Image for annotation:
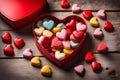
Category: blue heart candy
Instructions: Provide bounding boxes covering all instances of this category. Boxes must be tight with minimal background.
[43,20,54,30]
[70,41,79,48]
[57,23,65,28]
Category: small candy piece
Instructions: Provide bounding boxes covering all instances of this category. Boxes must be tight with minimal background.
[63,48,74,55]
[70,41,79,48]
[62,41,71,49]
[34,27,45,36]
[31,56,41,67]
[23,48,33,59]
[43,30,53,38]
[14,38,25,49]
[97,10,106,19]
[70,34,79,42]
[66,19,76,30]
[76,23,87,32]
[43,20,54,30]
[1,32,11,43]
[4,44,14,56]
[56,29,67,40]
[52,27,62,34]
[61,0,70,8]
[74,65,85,75]
[72,4,80,13]
[85,51,95,63]
[91,61,102,72]
[41,65,52,77]
[38,36,45,44]
[65,28,72,36]
[73,31,84,41]
[94,28,103,38]
[41,37,51,49]
[97,43,108,53]
[104,21,114,31]
[90,17,99,27]
[51,37,63,49]
[82,10,92,20]
[52,48,62,52]
[55,51,65,60]
[57,23,65,28]
[36,20,43,27]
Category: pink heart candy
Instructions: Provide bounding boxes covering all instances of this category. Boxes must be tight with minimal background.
[62,41,71,49]
[74,65,85,75]
[94,28,103,38]
[97,10,106,19]
[72,4,80,13]
[23,48,33,59]
[76,23,87,32]
[56,29,67,40]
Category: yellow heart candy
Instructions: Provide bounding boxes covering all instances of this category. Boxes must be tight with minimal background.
[41,65,52,77]
[30,56,41,67]
[43,30,53,38]
[34,27,45,36]
[90,17,99,27]
[63,48,74,55]
[52,27,62,34]
[52,48,62,52]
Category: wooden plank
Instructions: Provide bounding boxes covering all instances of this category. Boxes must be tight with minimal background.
[46,0,120,10]
[0,54,120,80]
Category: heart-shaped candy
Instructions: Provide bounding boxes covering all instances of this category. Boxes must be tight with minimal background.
[72,4,80,13]
[4,44,14,56]
[41,65,52,77]
[1,32,11,43]
[82,10,92,20]
[91,61,102,72]
[90,17,99,27]
[41,37,51,49]
[23,48,33,59]
[56,29,67,40]
[62,41,71,49]
[55,51,65,60]
[97,10,106,19]
[70,41,79,48]
[61,0,70,8]
[34,27,45,36]
[0,0,46,29]
[97,43,108,53]
[94,28,103,38]
[66,19,76,30]
[30,56,41,67]
[104,21,114,31]
[57,23,65,28]
[73,31,84,41]
[14,38,25,49]
[43,20,54,30]
[85,51,95,63]
[76,23,87,32]
[74,65,85,75]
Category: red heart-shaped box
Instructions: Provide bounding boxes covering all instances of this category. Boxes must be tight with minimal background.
[0,0,46,29]
[33,15,87,67]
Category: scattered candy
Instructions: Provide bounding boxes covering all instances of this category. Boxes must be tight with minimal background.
[63,48,73,55]
[43,30,53,38]
[62,41,71,49]
[56,29,67,40]
[41,65,52,77]
[70,41,79,48]
[55,51,65,60]
[34,27,45,36]
[23,48,33,59]
[57,23,65,28]
[90,17,99,27]
[30,56,41,67]
[85,51,95,63]
[61,0,70,8]
[14,38,25,49]
[76,23,87,32]
[74,65,85,75]
[97,43,108,53]
[104,21,114,31]
[43,20,54,30]
[66,19,76,30]
[91,61,102,72]
[97,10,106,19]
[52,27,62,34]
[1,32,11,43]
[94,28,103,38]
[3,44,14,56]
[72,4,80,13]
[82,10,92,20]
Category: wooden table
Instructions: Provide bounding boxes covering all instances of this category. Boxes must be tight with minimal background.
[0,0,120,80]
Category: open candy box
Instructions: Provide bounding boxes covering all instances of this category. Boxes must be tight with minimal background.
[32,14,87,67]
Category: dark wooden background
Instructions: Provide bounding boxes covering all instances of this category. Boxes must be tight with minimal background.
[0,0,120,80]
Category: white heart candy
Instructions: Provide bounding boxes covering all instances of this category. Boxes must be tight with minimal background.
[94,28,103,38]
[55,51,65,60]
[76,23,87,32]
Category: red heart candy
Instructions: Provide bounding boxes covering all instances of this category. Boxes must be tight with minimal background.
[61,0,70,8]
[14,38,25,49]
[41,37,51,49]
[85,51,95,63]
[4,44,14,56]
[73,31,84,41]
[97,43,108,53]
[104,21,114,31]
[82,10,92,20]
[66,19,76,30]
[1,32,11,43]
[0,0,46,29]
[91,61,102,72]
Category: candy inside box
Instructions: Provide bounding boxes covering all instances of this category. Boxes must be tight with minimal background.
[32,14,87,67]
